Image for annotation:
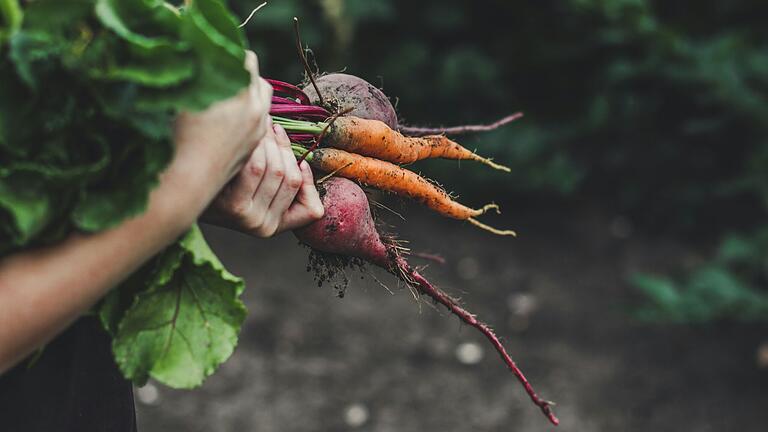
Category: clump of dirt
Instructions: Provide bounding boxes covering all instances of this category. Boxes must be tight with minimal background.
[306,248,366,298]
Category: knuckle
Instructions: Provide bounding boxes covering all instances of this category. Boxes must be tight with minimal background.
[249,161,265,178]
[254,220,278,238]
[286,174,302,190]
[266,221,280,237]
[229,200,252,217]
[245,214,265,232]
[270,168,285,179]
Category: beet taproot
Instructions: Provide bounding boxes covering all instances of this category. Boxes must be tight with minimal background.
[293,177,557,425]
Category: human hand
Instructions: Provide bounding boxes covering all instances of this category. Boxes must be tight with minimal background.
[170,51,273,194]
[202,122,325,237]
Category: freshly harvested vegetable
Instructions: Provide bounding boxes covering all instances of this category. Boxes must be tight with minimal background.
[302,72,398,129]
[305,148,515,235]
[281,68,554,422]
[325,116,511,171]
[294,177,557,425]
[294,177,386,264]
[272,77,517,235]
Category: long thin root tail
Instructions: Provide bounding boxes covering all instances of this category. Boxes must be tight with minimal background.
[468,218,517,236]
[399,261,558,426]
[472,154,511,172]
[398,112,524,136]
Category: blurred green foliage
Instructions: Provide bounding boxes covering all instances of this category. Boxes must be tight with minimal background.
[232,0,768,320]
[633,229,768,322]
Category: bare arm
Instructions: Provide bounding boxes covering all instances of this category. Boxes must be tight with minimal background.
[0,51,276,373]
[0,159,210,373]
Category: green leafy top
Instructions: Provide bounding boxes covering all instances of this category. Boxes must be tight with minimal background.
[1,0,251,387]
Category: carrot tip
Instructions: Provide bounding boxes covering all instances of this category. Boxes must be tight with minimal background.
[469,152,511,172]
[477,156,511,172]
[468,218,517,236]
[479,203,501,214]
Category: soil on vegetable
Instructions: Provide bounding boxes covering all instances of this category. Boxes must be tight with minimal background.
[306,249,365,298]
[135,201,768,432]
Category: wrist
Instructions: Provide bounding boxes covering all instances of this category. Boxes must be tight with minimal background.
[152,151,227,234]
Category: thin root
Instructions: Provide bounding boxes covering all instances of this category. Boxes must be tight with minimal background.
[316,162,353,184]
[366,270,395,295]
[400,262,557,425]
[412,252,446,265]
[399,112,524,136]
[468,218,517,236]
[293,17,323,105]
[238,2,267,28]
[474,155,511,172]
[370,199,406,221]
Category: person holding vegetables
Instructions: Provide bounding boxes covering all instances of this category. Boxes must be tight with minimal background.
[0,51,324,431]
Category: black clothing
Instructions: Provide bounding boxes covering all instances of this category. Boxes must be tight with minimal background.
[0,317,137,432]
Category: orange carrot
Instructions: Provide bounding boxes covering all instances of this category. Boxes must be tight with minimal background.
[327,116,511,172]
[308,148,515,235]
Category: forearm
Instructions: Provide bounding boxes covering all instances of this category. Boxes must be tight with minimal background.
[0,157,217,373]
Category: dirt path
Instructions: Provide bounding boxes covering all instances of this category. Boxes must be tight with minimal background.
[136,205,768,431]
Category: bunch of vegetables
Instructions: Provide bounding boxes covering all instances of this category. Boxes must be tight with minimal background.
[0,0,557,425]
[268,72,557,424]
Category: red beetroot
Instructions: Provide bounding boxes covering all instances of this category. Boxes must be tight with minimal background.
[294,177,389,267]
[294,177,559,425]
[302,73,398,129]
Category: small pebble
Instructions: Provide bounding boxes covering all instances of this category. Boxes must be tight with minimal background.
[136,383,160,406]
[756,342,768,368]
[457,257,480,280]
[507,293,537,316]
[455,342,484,365]
[344,403,369,428]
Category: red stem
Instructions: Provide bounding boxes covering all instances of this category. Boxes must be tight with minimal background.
[398,113,524,136]
[395,257,559,426]
[288,133,316,143]
[272,96,301,105]
[266,79,311,105]
[270,104,331,121]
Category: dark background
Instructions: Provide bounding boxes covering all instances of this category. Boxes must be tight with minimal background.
[139,0,768,430]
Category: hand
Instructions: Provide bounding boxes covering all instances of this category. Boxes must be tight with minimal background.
[202,123,325,237]
[169,51,273,197]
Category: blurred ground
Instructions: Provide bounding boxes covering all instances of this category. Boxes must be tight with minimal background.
[136,202,768,432]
